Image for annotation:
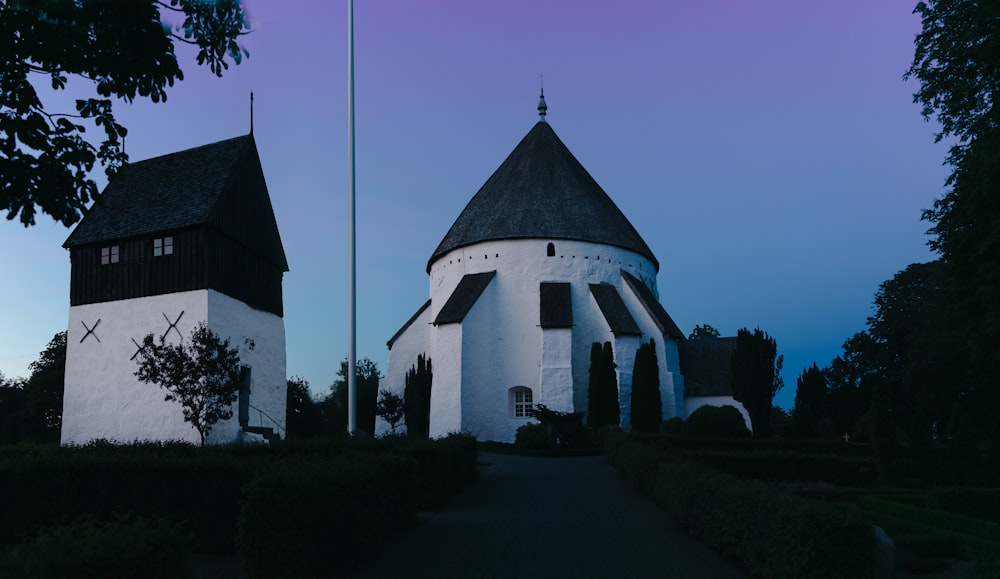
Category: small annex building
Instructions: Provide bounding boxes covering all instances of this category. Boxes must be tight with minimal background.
[60,134,288,445]
[380,97,748,442]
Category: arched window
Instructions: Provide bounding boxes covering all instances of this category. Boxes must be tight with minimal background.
[509,387,533,418]
[546,243,555,257]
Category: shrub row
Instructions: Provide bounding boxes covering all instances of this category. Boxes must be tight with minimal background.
[605,432,876,578]
[0,453,254,553]
[0,434,480,559]
[682,449,878,487]
[859,496,1000,541]
[645,433,874,457]
[237,454,419,578]
[928,488,1000,524]
[1,513,195,579]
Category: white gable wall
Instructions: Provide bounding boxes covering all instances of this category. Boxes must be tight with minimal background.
[378,305,432,436]
[619,281,683,422]
[62,289,286,445]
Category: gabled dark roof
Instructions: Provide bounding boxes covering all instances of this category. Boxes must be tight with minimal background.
[679,337,737,397]
[540,282,573,328]
[63,134,288,272]
[387,300,431,350]
[428,121,657,272]
[589,283,641,336]
[621,271,685,341]
[434,271,496,325]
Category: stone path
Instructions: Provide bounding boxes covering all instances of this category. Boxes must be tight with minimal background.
[351,452,747,579]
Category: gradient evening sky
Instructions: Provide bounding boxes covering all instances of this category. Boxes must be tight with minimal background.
[0,0,946,409]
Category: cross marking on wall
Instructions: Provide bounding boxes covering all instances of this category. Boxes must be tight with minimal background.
[130,337,145,361]
[161,311,185,341]
[80,319,101,343]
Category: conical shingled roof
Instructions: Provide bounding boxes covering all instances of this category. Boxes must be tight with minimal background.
[428,121,658,272]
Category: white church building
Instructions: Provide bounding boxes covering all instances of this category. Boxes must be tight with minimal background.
[381,96,748,442]
[60,134,288,445]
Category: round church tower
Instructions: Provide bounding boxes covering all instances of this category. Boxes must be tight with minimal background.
[383,97,687,442]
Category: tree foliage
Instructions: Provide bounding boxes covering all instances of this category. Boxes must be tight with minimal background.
[0,332,65,444]
[285,376,323,440]
[908,0,1000,475]
[586,341,619,429]
[134,322,242,445]
[688,324,721,340]
[0,0,250,226]
[731,328,782,438]
[328,357,380,436]
[375,389,405,434]
[791,363,826,439]
[630,339,662,433]
[403,354,432,438]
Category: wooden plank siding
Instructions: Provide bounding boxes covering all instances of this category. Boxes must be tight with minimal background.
[69,226,283,317]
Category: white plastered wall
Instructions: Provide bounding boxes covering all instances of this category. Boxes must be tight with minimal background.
[684,396,753,433]
[62,289,286,445]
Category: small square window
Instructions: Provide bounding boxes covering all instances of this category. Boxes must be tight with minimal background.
[153,236,174,257]
[101,246,119,265]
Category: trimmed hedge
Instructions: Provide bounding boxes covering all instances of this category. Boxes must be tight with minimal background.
[0,453,254,553]
[859,495,1000,541]
[0,434,480,559]
[605,432,876,578]
[684,449,878,487]
[928,488,1000,524]
[1,513,195,579]
[644,433,874,457]
[237,455,419,578]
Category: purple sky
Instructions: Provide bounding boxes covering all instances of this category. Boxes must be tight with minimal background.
[0,0,946,409]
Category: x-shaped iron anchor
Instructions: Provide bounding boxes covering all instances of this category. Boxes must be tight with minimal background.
[161,311,185,341]
[80,319,101,343]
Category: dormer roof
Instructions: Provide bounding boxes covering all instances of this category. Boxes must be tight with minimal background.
[428,120,657,273]
[63,134,288,272]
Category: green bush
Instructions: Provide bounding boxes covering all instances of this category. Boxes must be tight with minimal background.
[659,417,683,435]
[859,496,1000,541]
[683,405,751,438]
[605,432,876,578]
[686,450,878,486]
[1,513,194,579]
[515,422,551,449]
[0,453,254,553]
[237,455,419,579]
[928,488,1000,524]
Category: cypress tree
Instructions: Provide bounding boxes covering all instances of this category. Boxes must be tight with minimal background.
[404,354,432,438]
[731,328,782,438]
[587,342,619,429]
[630,339,662,433]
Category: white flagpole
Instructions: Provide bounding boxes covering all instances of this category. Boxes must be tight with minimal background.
[347,0,357,435]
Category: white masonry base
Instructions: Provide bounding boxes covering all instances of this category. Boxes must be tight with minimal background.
[62,289,286,445]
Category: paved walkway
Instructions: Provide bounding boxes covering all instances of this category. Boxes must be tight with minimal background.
[351,452,747,579]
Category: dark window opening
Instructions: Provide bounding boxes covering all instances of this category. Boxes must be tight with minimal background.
[546,243,555,257]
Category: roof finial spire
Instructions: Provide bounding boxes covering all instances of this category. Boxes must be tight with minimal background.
[537,74,547,121]
[250,91,254,134]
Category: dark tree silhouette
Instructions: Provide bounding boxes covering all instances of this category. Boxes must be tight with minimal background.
[328,358,381,436]
[791,363,826,439]
[286,376,323,440]
[376,389,405,434]
[134,323,242,445]
[908,0,1000,475]
[0,0,250,226]
[404,354,432,438]
[630,340,662,433]
[688,324,721,340]
[731,328,783,438]
[586,342,619,430]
